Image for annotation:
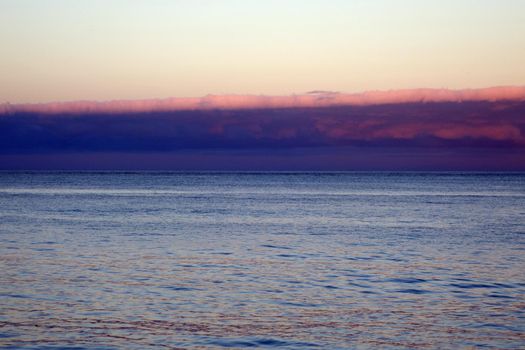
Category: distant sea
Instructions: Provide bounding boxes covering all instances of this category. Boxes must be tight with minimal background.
[1,172,524,349]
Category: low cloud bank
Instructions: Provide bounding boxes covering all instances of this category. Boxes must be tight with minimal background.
[1,86,525,115]
[1,87,524,170]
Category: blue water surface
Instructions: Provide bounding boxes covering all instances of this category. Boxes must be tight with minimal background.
[0,172,524,349]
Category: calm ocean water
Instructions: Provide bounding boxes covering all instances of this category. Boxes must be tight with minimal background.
[0,172,524,349]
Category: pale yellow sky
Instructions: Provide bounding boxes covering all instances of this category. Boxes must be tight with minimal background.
[1,0,524,103]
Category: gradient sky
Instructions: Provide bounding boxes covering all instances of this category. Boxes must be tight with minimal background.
[1,0,525,103]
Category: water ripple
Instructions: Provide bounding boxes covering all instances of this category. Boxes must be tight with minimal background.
[1,172,524,349]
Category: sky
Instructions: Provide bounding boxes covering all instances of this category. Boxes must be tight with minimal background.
[1,0,524,103]
[1,1,524,170]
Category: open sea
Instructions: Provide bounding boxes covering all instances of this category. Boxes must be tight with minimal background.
[0,172,524,349]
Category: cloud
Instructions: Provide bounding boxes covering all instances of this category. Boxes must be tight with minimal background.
[1,86,525,115]
[1,87,524,170]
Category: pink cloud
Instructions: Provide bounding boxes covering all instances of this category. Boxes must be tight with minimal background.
[433,124,522,141]
[1,86,525,115]
[314,120,525,145]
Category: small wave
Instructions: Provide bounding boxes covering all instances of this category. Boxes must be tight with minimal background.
[0,187,523,198]
[386,277,427,284]
[450,283,498,289]
[261,244,292,250]
[161,286,201,292]
[203,336,319,348]
[395,288,432,295]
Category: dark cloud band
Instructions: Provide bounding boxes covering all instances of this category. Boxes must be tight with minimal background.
[1,88,524,170]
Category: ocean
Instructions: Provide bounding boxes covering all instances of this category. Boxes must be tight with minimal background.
[0,172,524,349]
